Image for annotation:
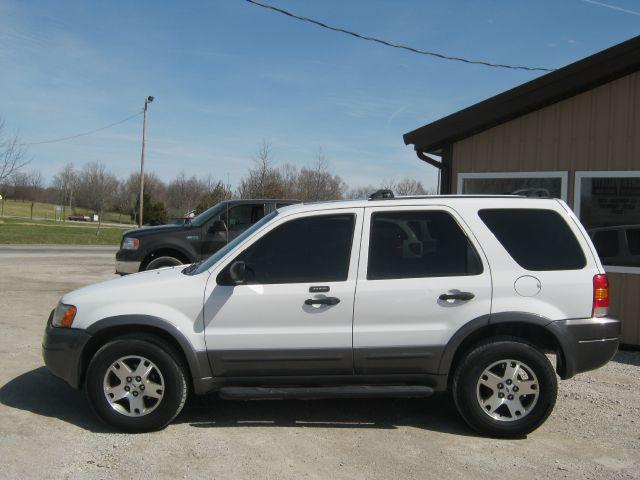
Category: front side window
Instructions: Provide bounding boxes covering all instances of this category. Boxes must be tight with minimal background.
[222,204,265,231]
[367,211,483,280]
[234,214,355,284]
[479,209,586,271]
[576,173,640,270]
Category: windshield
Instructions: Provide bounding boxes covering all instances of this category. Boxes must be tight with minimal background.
[188,210,278,275]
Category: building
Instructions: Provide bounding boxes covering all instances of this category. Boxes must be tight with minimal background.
[403,35,640,347]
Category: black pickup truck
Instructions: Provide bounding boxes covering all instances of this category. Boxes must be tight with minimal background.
[115,199,298,274]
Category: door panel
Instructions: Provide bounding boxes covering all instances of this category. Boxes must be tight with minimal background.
[203,208,363,376]
[353,206,492,374]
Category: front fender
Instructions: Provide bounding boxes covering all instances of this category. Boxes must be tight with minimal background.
[85,315,212,380]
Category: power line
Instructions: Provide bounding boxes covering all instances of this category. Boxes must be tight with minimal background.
[20,110,143,146]
[244,0,554,73]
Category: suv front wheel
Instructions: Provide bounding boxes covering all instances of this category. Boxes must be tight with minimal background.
[85,335,188,432]
[452,338,557,438]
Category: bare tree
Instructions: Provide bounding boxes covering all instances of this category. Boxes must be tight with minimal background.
[237,141,285,199]
[125,172,167,221]
[7,169,40,202]
[385,177,429,196]
[113,179,131,224]
[296,149,345,201]
[167,171,207,216]
[345,184,378,199]
[0,118,29,185]
[345,178,430,199]
[255,141,273,198]
[194,176,233,215]
[52,163,78,219]
[279,163,299,198]
[78,162,118,232]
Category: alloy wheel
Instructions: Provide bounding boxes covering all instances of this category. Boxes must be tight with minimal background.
[102,355,165,417]
[476,359,539,422]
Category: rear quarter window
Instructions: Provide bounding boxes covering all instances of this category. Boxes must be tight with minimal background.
[478,208,586,271]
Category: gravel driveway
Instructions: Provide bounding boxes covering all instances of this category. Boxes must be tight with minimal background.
[0,245,638,479]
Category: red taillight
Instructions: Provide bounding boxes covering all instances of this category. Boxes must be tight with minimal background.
[592,274,609,318]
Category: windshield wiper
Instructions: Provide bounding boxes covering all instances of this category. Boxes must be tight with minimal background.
[182,260,202,275]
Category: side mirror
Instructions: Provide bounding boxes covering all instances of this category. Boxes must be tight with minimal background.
[210,219,227,233]
[228,260,247,284]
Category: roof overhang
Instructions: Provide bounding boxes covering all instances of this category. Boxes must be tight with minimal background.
[403,35,640,153]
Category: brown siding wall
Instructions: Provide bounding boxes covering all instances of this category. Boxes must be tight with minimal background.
[608,273,640,346]
[451,70,640,345]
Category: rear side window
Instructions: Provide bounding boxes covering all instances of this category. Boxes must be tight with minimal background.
[367,210,483,280]
[479,209,586,271]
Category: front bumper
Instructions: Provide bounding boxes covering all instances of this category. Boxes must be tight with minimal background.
[547,317,620,379]
[42,311,91,389]
[115,259,141,274]
[115,249,142,274]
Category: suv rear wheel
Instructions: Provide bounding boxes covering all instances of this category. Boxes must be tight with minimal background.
[452,338,557,438]
[85,335,188,432]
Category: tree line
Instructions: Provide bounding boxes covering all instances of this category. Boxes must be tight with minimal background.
[1,128,431,225]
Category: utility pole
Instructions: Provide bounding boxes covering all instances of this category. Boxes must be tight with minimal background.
[138,96,154,227]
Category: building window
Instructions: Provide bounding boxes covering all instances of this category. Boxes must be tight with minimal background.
[574,171,640,274]
[457,172,568,201]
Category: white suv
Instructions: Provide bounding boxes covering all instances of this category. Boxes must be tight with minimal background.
[42,195,620,437]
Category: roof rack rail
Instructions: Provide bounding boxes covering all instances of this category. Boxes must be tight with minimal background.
[368,189,394,200]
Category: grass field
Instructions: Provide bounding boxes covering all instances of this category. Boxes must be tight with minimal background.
[0,217,127,245]
[0,200,134,224]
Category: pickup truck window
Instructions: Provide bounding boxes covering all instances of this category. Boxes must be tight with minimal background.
[189,211,278,275]
[221,204,265,231]
[190,203,223,227]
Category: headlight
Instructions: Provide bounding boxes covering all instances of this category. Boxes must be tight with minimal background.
[122,237,139,250]
[52,303,77,328]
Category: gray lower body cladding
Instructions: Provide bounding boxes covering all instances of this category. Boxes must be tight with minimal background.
[42,312,91,389]
[547,317,620,379]
[42,310,621,395]
[207,346,443,377]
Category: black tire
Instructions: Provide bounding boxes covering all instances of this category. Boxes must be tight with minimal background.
[85,335,188,432]
[452,337,557,438]
[145,256,183,271]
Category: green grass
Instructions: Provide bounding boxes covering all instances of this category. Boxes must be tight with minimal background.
[0,200,134,224]
[0,217,128,245]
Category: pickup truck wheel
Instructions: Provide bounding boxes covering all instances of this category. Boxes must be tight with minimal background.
[85,336,188,432]
[452,338,557,438]
[145,256,183,271]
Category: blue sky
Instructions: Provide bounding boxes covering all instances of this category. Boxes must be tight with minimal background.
[1,0,638,191]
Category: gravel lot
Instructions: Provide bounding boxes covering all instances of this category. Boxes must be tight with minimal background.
[0,245,638,479]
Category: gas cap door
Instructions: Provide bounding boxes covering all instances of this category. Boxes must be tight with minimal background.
[514,275,541,297]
